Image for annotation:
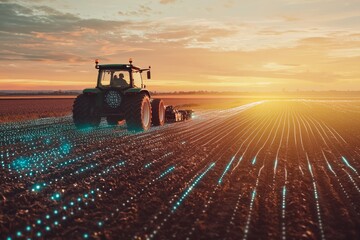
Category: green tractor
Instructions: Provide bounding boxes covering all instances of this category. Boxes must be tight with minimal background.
[72,59,165,131]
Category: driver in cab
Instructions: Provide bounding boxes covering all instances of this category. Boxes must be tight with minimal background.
[111,73,129,88]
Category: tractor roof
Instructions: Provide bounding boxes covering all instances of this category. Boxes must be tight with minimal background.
[97,64,141,71]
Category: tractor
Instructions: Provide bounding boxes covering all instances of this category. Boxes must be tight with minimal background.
[72,59,165,131]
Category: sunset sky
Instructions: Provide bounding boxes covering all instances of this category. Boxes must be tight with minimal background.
[0,0,359,92]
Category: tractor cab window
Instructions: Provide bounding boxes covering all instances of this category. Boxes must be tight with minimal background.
[132,71,142,88]
[99,70,130,88]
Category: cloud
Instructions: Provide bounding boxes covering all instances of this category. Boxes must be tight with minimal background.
[0,1,359,91]
[0,2,136,62]
[145,26,237,45]
[0,2,241,62]
[280,15,300,22]
[0,3,131,34]
[281,0,334,4]
[328,48,360,58]
[118,5,158,16]
[223,0,235,8]
[159,0,177,4]
[263,62,298,71]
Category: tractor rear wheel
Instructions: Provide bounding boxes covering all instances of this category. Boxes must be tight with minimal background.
[125,93,152,131]
[151,99,165,126]
[106,116,123,126]
[73,94,100,128]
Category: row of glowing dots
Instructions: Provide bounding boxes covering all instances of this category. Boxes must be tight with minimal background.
[7,143,72,176]
[140,162,215,240]
[29,160,126,196]
[7,188,102,240]
[9,160,127,239]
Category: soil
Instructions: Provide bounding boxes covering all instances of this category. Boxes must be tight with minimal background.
[0,98,359,239]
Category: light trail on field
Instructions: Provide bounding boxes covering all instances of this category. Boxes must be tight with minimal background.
[273,111,287,180]
[172,162,216,212]
[218,155,236,185]
[281,168,288,240]
[242,165,264,240]
[322,150,359,213]
[137,102,271,239]
[183,104,277,238]
[306,154,326,240]
[341,156,358,174]
[1,99,360,240]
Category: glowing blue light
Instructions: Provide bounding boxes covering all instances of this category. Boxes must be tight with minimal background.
[218,156,236,185]
[54,210,58,215]
[54,221,59,225]
[36,232,42,237]
[308,161,313,177]
[31,182,46,192]
[51,192,61,201]
[341,156,357,173]
[173,163,215,212]
[243,188,257,240]
[46,226,51,231]
[252,189,256,199]
[11,157,30,171]
[326,160,335,174]
[83,233,89,239]
[36,219,42,225]
[281,185,287,239]
[251,156,257,165]
[283,186,286,196]
[97,221,103,227]
[60,143,71,154]
[274,158,278,174]
[16,231,22,237]
[157,166,176,180]
[26,226,31,231]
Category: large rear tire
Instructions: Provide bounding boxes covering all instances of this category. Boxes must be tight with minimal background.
[151,99,165,126]
[73,94,100,129]
[125,93,152,132]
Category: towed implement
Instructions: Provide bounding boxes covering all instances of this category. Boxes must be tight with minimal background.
[165,106,194,122]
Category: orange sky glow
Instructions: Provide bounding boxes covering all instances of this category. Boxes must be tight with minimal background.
[0,0,359,92]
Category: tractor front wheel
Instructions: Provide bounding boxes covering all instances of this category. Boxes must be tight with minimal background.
[151,99,165,126]
[125,93,152,131]
[73,94,100,129]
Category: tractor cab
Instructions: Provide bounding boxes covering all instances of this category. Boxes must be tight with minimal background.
[95,59,151,90]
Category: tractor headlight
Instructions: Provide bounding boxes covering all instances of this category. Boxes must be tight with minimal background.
[105,90,122,108]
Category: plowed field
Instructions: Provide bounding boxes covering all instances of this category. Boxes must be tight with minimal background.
[1,99,359,239]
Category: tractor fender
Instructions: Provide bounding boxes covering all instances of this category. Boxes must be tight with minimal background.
[83,88,101,95]
[124,88,150,98]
